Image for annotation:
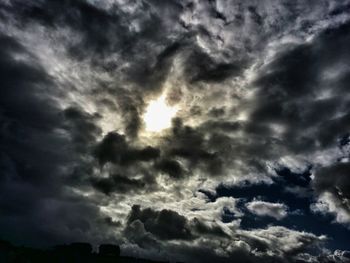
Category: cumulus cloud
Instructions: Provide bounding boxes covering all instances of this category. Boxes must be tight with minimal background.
[122,205,327,263]
[239,226,327,258]
[311,192,350,227]
[246,200,288,220]
[126,205,193,241]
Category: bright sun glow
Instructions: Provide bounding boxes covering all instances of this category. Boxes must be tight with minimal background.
[143,94,178,132]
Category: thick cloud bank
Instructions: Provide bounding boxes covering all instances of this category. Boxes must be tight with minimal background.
[1,0,350,262]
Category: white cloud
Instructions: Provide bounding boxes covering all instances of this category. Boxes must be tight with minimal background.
[239,226,327,257]
[246,200,288,220]
[310,192,350,227]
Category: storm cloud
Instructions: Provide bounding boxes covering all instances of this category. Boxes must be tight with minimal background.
[1,0,350,262]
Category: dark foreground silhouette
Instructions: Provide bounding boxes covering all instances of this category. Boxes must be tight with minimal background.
[0,240,178,263]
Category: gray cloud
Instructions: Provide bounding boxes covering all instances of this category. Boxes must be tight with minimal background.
[126,205,193,241]
[311,162,350,226]
[1,0,350,262]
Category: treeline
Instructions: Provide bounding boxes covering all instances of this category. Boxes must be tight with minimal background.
[0,239,178,263]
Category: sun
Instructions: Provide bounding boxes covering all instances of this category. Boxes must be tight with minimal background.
[143,94,178,132]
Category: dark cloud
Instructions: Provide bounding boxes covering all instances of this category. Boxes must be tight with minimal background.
[200,120,241,133]
[0,32,64,195]
[91,174,146,195]
[155,159,184,179]
[184,49,245,83]
[1,0,350,262]
[103,217,122,228]
[247,6,263,25]
[0,25,118,248]
[191,218,229,238]
[13,0,127,57]
[253,44,317,99]
[94,132,160,166]
[207,107,226,118]
[313,162,350,222]
[244,22,350,228]
[126,205,193,241]
[249,20,350,152]
[0,34,60,131]
[161,119,224,176]
[124,40,183,91]
[317,249,350,263]
[63,107,102,151]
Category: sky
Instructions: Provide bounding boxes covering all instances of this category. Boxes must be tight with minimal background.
[0,0,350,262]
